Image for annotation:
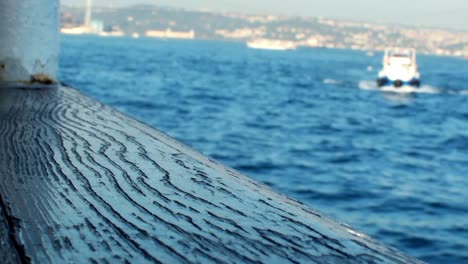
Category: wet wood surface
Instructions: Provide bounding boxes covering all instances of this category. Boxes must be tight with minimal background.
[0,205,20,264]
[0,86,423,263]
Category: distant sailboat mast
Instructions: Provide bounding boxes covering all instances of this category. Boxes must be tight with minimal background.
[84,0,92,28]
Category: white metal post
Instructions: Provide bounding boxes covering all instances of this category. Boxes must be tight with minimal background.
[0,0,60,87]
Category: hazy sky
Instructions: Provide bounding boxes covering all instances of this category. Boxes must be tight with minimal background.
[61,0,468,30]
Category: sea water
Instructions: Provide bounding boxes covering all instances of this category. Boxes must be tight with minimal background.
[60,35,468,263]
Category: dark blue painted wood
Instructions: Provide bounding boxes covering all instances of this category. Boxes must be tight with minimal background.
[0,85,424,263]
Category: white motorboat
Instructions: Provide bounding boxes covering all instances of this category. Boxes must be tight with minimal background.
[247,39,297,51]
[377,48,420,88]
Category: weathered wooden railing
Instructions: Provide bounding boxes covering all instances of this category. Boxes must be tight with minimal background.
[0,85,423,263]
[0,0,423,263]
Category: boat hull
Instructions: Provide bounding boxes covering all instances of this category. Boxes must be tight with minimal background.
[377,77,420,88]
[246,39,297,51]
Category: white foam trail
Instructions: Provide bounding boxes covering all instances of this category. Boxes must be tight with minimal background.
[358,80,378,90]
[380,86,438,94]
[323,78,340,85]
[447,89,468,95]
[413,85,440,94]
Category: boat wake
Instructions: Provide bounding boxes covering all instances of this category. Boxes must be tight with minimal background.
[323,78,341,85]
[358,80,439,94]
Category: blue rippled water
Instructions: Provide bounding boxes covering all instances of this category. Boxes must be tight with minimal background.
[60,35,468,263]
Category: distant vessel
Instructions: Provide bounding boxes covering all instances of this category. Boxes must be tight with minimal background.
[377,48,420,88]
[247,39,297,51]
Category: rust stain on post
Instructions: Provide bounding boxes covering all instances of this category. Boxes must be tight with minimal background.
[0,0,59,86]
[30,73,56,85]
[0,64,5,80]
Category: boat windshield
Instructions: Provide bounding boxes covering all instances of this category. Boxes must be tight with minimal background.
[389,57,412,65]
[392,53,410,58]
[384,48,416,66]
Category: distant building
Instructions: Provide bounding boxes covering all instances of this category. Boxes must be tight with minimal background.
[61,0,93,35]
[61,0,125,37]
[304,37,320,47]
[145,29,195,39]
[90,20,104,34]
[215,27,265,39]
[61,26,90,35]
[61,20,103,35]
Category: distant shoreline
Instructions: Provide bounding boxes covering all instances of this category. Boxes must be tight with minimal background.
[60,4,468,58]
[60,34,467,58]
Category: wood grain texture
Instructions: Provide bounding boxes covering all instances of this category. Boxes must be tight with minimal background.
[0,204,20,264]
[0,86,423,263]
